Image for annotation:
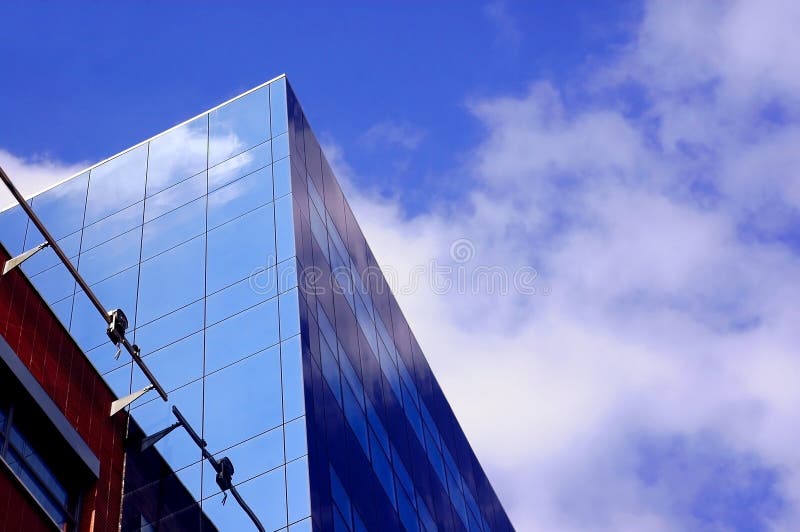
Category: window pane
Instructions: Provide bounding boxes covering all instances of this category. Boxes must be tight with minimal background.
[284,416,307,462]
[208,142,271,192]
[29,262,75,304]
[273,156,291,199]
[272,132,289,161]
[31,172,88,239]
[134,299,204,349]
[138,236,205,324]
[205,297,279,373]
[0,204,28,255]
[203,345,283,452]
[147,116,208,196]
[269,78,288,137]
[133,332,203,392]
[207,166,272,230]
[78,226,141,284]
[81,201,143,250]
[207,204,275,293]
[85,144,148,225]
[279,288,300,341]
[286,456,310,523]
[275,194,295,263]
[141,196,205,260]
[281,335,304,421]
[209,87,270,167]
[144,172,206,222]
[206,272,275,327]
[19,231,78,278]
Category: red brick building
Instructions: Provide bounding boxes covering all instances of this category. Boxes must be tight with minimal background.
[0,242,127,531]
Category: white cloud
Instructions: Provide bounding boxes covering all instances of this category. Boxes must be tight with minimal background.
[360,120,427,151]
[335,1,800,530]
[484,0,522,46]
[0,149,87,211]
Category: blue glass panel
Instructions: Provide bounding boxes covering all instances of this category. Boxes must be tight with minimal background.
[269,78,288,137]
[85,144,148,225]
[81,201,143,250]
[29,263,75,304]
[369,430,396,507]
[30,173,88,239]
[286,456,310,523]
[279,288,300,340]
[281,335,305,421]
[333,506,349,532]
[273,156,291,199]
[397,484,420,532]
[276,257,298,293]
[379,341,402,403]
[137,235,205,324]
[141,196,205,260]
[144,172,206,222]
[175,461,202,504]
[289,517,312,532]
[392,446,415,503]
[203,345,283,452]
[425,430,446,488]
[307,178,325,223]
[342,381,368,455]
[284,416,307,462]
[134,299,204,349]
[204,297,279,373]
[339,348,365,410]
[206,271,275,326]
[132,332,203,392]
[208,167,272,229]
[201,425,284,498]
[417,496,437,532]
[330,466,353,528]
[317,305,338,357]
[0,204,28,255]
[78,227,141,284]
[403,388,424,445]
[320,339,341,404]
[21,231,80,277]
[275,194,296,263]
[209,87,270,167]
[50,296,73,329]
[398,359,420,409]
[203,465,286,532]
[131,380,203,470]
[366,397,389,456]
[354,509,369,532]
[272,133,289,161]
[103,362,132,398]
[208,142,271,192]
[207,203,275,293]
[147,116,208,196]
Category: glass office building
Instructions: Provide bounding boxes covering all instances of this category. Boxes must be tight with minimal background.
[0,74,513,531]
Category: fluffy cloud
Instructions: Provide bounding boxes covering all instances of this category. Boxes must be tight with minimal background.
[0,149,87,211]
[334,1,800,530]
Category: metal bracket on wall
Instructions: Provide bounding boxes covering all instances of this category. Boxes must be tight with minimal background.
[140,406,267,532]
[2,241,49,275]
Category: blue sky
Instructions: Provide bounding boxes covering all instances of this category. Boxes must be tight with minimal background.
[1,1,635,213]
[3,1,800,531]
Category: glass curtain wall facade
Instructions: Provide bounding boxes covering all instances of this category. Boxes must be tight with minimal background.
[0,74,513,532]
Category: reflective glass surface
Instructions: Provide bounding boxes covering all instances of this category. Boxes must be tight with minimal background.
[0,75,512,532]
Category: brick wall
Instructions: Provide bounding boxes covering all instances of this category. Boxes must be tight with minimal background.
[0,244,128,532]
